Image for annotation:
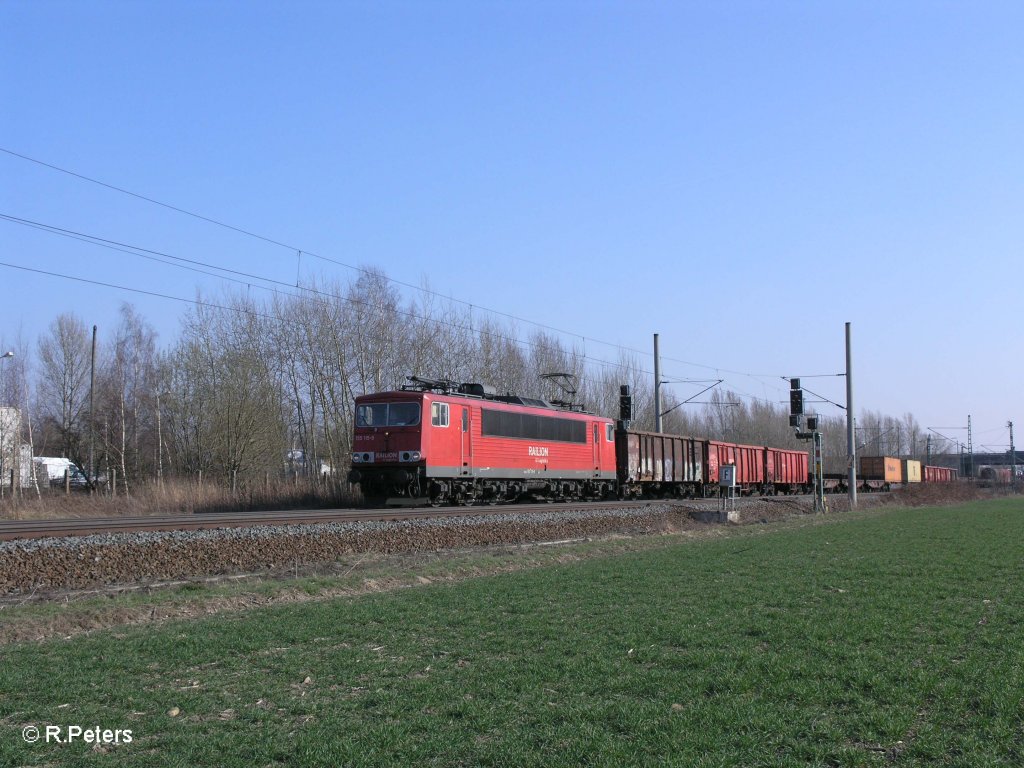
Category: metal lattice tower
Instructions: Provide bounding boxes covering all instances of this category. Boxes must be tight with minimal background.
[967,415,973,479]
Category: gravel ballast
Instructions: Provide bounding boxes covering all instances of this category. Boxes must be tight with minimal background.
[0,504,727,595]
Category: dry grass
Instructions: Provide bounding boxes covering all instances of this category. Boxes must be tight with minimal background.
[874,481,1008,508]
[0,477,360,520]
[2,478,1009,520]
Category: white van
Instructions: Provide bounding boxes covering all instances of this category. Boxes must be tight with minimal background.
[34,457,91,487]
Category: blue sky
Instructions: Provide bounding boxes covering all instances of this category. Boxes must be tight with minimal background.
[1,1,1021,448]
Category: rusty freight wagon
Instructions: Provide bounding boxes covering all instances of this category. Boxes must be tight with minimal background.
[765,447,810,495]
[923,465,958,483]
[615,429,704,498]
[707,441,766,495]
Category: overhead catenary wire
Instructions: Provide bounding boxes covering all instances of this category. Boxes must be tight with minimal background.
[1,146,796,385]
[1,147,641,359]
[0,210,804,410]
[3,151,1002,431]
[0,260,279,322]
[781,376,847,411]
[0,253,635,380]
[1,256,666,399]
[0,252,710,396]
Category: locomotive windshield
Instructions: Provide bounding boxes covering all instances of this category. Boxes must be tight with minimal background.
[356,402,421,427]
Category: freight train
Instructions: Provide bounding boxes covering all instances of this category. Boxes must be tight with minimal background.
[823,458,958,493]
[346,378,958,506]
[347,378,811,505]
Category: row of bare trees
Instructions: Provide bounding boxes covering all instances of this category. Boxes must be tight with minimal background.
[0,268,956,494]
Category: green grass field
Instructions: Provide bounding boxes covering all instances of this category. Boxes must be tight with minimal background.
[2,499,1022,767]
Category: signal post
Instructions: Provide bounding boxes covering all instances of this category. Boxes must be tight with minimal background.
[790,378,826,513]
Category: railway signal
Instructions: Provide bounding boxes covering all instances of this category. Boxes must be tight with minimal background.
[789,377,823,513]
[789,378,804,416]
[619,385,632,423]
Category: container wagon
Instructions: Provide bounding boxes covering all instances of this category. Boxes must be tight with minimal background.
[902,459,922,484]
[860,456,902,491]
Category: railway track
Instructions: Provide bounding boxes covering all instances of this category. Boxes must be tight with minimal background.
[0,500,668,542]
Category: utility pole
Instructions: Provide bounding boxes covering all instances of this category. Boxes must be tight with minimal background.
[1010,421,1016,485]
[157,391,164,487]
[846,322,857,508]
[89,325,97,494]
[653,333,662,434]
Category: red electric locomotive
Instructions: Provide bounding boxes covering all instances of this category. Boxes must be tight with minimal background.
[348,377,617,505]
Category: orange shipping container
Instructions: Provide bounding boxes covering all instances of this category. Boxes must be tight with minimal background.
[860,456,902,483]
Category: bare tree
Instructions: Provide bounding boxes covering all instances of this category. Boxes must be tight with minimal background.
[346,268,404,395]
[473,318,530,396]
[95,304,158,492]
[36,314,90,461]
[165,296,286,481]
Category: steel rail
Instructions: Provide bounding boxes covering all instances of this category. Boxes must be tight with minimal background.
[0,500,665,542]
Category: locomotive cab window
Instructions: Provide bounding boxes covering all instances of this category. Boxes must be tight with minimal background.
[606,424,614,442]
[388,403,420,426]
[431,402,449,427]
[356,402,421,428]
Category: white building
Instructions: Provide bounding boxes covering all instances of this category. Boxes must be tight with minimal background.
[0,407,20,488]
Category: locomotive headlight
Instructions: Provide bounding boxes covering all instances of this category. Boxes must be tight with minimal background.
[410,451,422,461]
[352,454,361,463]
